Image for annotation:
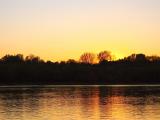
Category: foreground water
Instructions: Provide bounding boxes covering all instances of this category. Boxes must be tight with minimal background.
[0,85,160,120]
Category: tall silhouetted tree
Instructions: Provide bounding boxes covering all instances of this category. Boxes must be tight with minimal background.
[80,53,95,64]
[97,51,112,62]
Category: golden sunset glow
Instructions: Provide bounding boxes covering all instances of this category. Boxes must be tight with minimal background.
[1,0,160,61]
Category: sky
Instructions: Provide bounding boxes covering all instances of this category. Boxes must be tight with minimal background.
[0,0,160,61]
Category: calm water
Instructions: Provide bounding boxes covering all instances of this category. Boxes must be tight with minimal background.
[0,85,160,120]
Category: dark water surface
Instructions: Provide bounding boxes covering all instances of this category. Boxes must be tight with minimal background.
[0,85,160,120]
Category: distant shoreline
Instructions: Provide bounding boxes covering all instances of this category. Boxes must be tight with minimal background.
[0,53,160,85]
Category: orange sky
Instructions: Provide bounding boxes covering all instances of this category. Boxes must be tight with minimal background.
[0,0,160,61]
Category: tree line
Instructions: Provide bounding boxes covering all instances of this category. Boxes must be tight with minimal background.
[0,51,160,85]
[1,51,160,64]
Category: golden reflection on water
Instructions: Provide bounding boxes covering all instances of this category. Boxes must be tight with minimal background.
[0,86,159,120]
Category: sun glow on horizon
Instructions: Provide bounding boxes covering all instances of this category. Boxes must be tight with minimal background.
[0,0,160,61]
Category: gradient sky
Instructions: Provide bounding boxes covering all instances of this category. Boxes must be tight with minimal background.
[0,0,160,61]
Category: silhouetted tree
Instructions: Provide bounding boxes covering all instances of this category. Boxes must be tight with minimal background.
[80,53,95,64]
[147,55,160,62]
[135,54,146,62]
[97,51,112,62]
[25,54,43,63]
[67,59,77,64]
[46,60,53,64]
[126,54,136,62]
[125,54,146,62]
[60,61,66,64]
[1,54,24,63]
